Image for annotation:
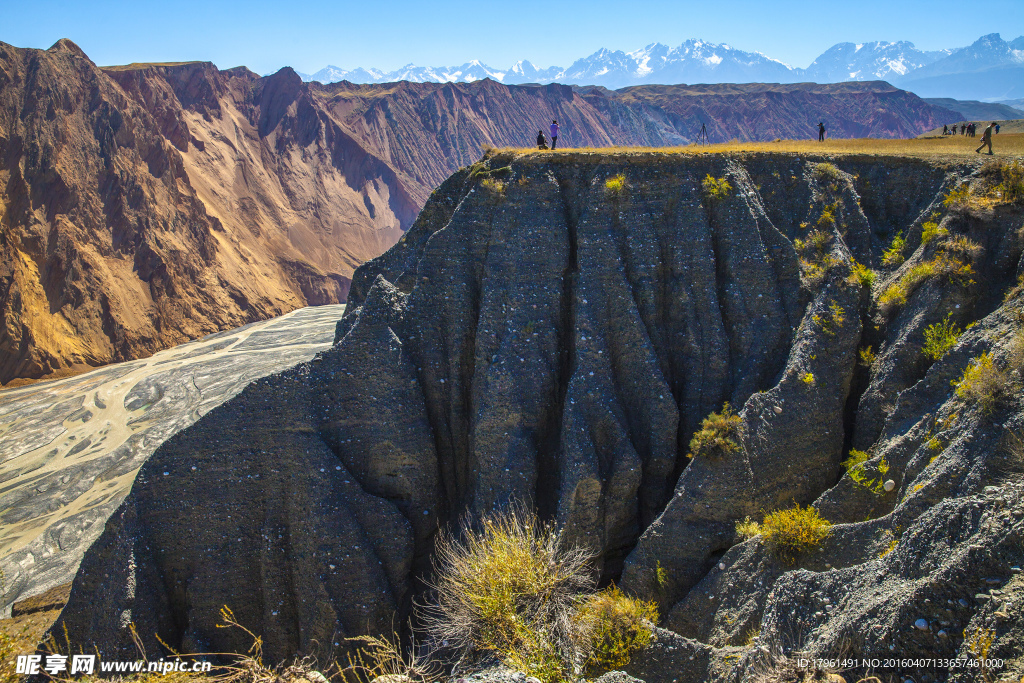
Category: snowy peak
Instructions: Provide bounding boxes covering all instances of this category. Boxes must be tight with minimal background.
[290,33,1024,101]
[803,41,949,82]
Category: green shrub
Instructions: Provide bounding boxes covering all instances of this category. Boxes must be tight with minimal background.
[687,402,743,458]
[425,507,593,683]
[605,174,627,197]
[702,174,732,202]
[654,561,668,589]
[849,261,875,288]
[816,202,839,228]
[575,586,657,675]
[848,455,890,494]
[952,352,1012,413]
[842,448,891,495]
[922,315,962,361]
[735,516,761,540]
[943,183,973,209]
[841,448,870,471]
[920,219,947,246]
[881,231,907,267]
[761,505,832,562]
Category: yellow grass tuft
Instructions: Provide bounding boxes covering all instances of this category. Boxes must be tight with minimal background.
[425,507,593,683]
[761,505,832,562]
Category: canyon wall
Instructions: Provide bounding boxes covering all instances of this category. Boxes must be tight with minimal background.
[51,151,1024,680]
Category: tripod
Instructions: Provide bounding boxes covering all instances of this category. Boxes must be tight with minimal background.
[695,122,709,146]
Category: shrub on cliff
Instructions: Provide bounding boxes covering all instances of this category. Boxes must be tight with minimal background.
[922,315,962,361]
[425,507,593,682]
[574,585,657,675]
[604,174,627,198]
[811,162,842,187]
[952,352,1012,413]
[881,230,906,267]
[761,505,832,562]
[687,402,743,458]
[702,174,732,201]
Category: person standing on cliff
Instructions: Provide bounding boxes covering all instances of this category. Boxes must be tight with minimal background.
[818,122,826,141]
[537,130,548,149]
[550,120,559,149]
[976,122,995,154]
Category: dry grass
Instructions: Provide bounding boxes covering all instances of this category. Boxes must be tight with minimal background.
[953,351,1013,413]
[878,247,976,314]
[491,134,1024,159]
[424,507,594,683]
[343,631,440,683]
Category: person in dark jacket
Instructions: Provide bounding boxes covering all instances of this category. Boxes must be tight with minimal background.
[818,122,826,141]
[976,122,995,154]
[537,130,548,149]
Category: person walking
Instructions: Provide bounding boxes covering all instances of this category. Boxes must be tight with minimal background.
[550,120,560,149]
[976,122,995,154]
[818,122,826,141]
[960,123,966,135]
[537,130,548,150]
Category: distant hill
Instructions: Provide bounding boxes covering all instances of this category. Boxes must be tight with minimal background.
[923,97,1024,121]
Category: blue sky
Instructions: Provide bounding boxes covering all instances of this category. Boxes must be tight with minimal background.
[3,0,1023,75]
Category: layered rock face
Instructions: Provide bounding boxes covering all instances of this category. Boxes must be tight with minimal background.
[52,152,1024,681]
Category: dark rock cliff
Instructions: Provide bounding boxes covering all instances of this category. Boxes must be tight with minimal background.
[51,151,1024,682]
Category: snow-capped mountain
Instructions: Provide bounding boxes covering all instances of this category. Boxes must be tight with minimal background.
[903,33,1024,80]
[507,60,562,83]
[895,33,1024,100]
[801,41,950,82]
[293,34,1024,101]
[555,41,794,89]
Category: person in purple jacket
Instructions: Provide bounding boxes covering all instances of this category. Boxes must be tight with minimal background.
[550,120,559,149]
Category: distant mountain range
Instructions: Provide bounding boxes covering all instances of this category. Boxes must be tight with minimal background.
[293,33,1024,103]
